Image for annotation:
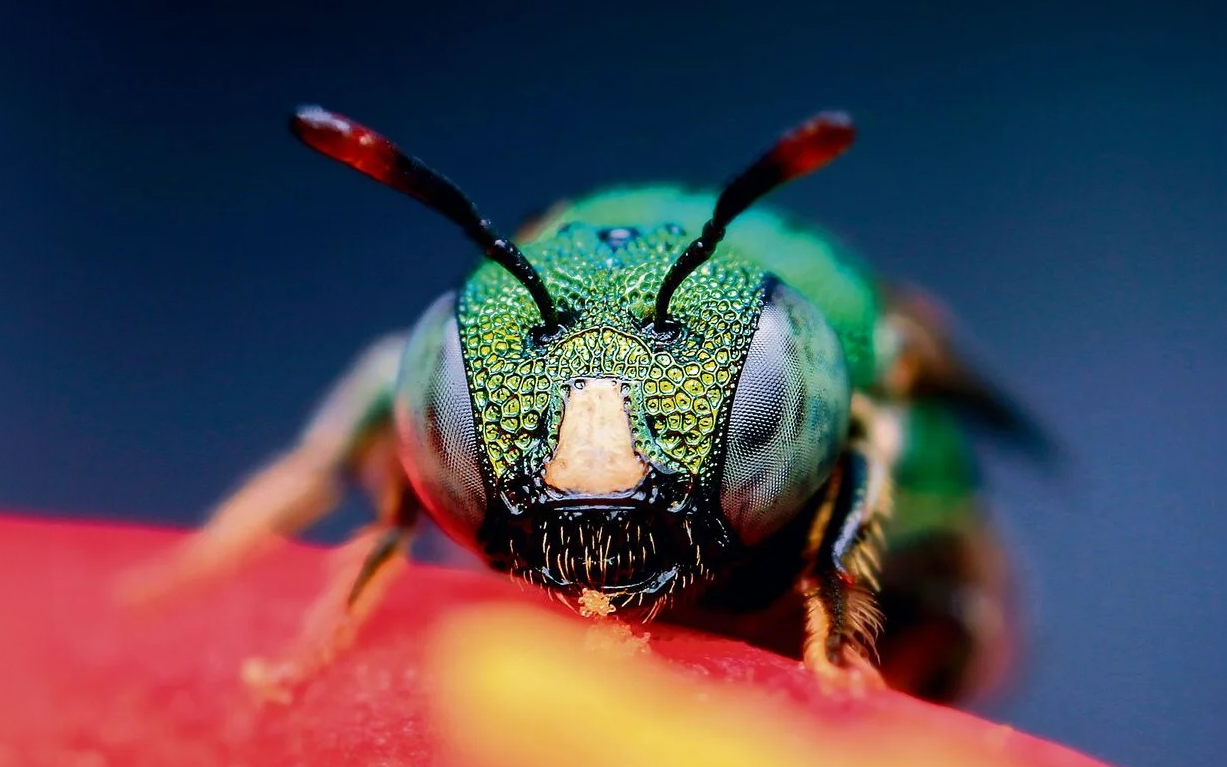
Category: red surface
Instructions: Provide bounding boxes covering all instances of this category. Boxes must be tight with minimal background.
[0,514,1113,766]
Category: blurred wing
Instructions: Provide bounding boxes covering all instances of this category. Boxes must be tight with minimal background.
[880,281,1063,469]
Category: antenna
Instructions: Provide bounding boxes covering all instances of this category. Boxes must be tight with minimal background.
[653,112,856,331]
[290,105,560,332]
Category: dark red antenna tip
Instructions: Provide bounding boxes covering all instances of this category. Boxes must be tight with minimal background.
[290,105,407,193]
[768,112,855,175]
[654,111,857,331]
[289,105,560,332]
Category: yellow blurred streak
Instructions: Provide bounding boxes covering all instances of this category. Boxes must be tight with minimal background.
[425,604,1042,767]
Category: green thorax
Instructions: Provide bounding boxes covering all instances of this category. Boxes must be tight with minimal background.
[887,400,985,542]
[456,185,882,481]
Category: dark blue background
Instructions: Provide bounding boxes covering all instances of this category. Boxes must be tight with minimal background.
[2,2,1223,765]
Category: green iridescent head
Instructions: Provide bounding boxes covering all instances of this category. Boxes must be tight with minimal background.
[291,105,857,612]
[458,223,763,481]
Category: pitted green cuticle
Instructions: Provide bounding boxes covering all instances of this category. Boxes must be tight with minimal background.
[457,224,764,480]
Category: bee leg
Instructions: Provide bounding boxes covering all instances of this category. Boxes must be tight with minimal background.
[798,396,896,695]
[115,333,409,606]
[242,475,416,704]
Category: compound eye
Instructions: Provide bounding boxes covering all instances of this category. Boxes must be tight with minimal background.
[395,292,487,546]
[719,283,850,545]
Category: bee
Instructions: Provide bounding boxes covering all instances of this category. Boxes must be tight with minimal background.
[124,104,1047,704]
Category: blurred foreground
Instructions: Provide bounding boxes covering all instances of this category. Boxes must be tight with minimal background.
[0,514,1111,766]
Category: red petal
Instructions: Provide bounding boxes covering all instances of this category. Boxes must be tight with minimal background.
[0,514,1112,766]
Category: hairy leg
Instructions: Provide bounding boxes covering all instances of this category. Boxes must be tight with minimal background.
[116,333,408,604]
[243,476,416,703]
[114,334,418,700]
[798,394,898,694]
